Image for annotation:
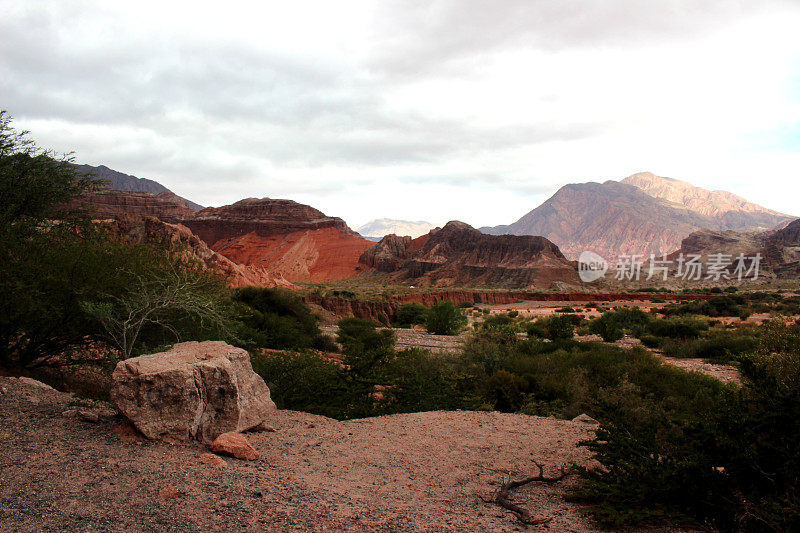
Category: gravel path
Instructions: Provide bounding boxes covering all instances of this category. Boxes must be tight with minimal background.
[0,376,606,532]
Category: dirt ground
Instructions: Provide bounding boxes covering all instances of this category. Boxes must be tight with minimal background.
[0,376,616,532]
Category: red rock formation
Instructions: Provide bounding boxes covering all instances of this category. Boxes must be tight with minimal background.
[360,221,579,289]
[176,198,373,283]
[78,190,197,219]
[111,215,295,289]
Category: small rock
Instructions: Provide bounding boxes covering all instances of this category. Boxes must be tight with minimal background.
[209,432,259,461]
[306,423,316,429]
[0,386,7,395]
[97,408,117,418]
[62,409,78,418]
[158,486,181,499]
[199,453,228,468]
[251,422,276,433]
[572,413,600,425]
[18,377,55,391]
[113,421,147,443]
[78,410,100,423]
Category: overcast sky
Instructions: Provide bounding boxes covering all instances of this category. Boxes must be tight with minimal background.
[2,1,799,228]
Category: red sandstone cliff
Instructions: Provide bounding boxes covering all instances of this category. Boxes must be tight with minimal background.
[110,215,295,289]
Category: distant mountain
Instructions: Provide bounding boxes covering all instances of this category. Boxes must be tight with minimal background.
[482,172,794,260]
[359,221,578,289]
[71,163,203,210]
[357,218,434,239]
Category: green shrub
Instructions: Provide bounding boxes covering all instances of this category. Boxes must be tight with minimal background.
[233,287,322,351]
[395,302,429,327]
[646,317,708,340]
[426,301,467,335]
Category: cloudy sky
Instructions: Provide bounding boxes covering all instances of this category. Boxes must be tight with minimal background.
[2,1,799,228]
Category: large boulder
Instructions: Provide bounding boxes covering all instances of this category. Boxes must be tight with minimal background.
[110,341,275,444]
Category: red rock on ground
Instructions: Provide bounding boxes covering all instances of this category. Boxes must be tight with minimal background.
[209,432,259,461]
[199,453,228,468]
[158,486,181,499]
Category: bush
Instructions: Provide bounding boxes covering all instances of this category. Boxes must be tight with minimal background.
[542,314,577,340]
[232,287,323,351]
[590,308,651,342]
[395,302,429,327]
[426,301,467,335]
[646,317,708,340]
[572,328,800,530]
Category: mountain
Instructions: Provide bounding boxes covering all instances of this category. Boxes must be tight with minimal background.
[76,190,198,219]
[670,218,800,278]
[359,221,578,288]
[621,172,790,230]
[482,172,794,260]
[177,198,373,283]
[356,219,435,240]
[72,163,203,210]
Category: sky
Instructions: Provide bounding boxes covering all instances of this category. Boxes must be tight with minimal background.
[2,1,799,229]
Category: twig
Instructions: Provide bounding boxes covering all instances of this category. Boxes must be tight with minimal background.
[481,460,569,526]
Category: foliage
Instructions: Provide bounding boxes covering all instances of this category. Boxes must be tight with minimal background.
[232,287,328,352]
[425,300,467,335]
[395,302,429,327]
[572,323,800,531]
[590,307,651,342]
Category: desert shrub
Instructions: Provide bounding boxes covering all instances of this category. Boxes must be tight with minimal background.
[232,287,322,351]
[458,301,474,308]
[337,318,395,378]
[541,314,577,340]
[251,351,355,419]
[572,330,800,531]
[311,334,339,353]
[646,317,708,340]
[663,295,747,318]
[525,321,548,339]
[395,302,429,327]
[426,301,467,335]
[556,306,576,313]
[590,307,652,342]
[639,335,663,349]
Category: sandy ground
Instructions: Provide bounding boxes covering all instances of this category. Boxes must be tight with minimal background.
[0,376,614,532]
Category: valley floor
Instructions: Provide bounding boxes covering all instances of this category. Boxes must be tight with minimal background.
[0,376,689,533]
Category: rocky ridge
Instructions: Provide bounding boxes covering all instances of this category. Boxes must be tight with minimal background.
[360,221,578,288]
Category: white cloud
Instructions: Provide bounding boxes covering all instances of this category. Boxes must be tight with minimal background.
[2,0,799,223]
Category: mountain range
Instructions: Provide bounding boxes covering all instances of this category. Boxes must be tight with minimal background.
[481,172,793,260]
[356,219,435,240]
[73,163,798,287]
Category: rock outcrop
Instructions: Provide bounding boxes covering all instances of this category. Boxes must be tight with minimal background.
[78,189,197,219]
[667,218,800,278]
[110,341,276,444]
[482,172,794,260]
[359,221,579,289]
[111,215,295,289]
[177,198,373,283]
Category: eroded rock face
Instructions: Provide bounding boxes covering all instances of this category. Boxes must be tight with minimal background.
[359,221,579,289]
[110,341,276,444]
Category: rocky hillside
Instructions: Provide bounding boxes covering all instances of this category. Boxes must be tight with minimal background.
[110,215,295,289]
[483,172,794,260]
[359,221,578,288]
[670,218,800,278]
[73,163,203,210]
[178,199,373,283]
[77,190,198,219]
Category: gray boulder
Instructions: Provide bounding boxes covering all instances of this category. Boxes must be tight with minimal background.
[110,341,275,443]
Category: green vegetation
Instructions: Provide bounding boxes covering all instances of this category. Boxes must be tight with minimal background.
[425,300,467,335]
[394,302,429,327]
